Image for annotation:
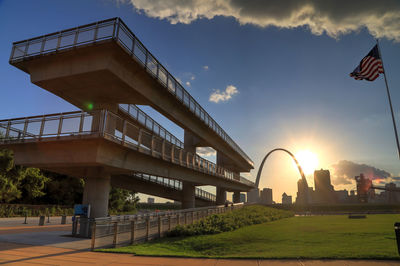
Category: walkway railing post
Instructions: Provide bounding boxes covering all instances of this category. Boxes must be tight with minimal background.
[146,217,150,241]
[158,216,162,238]
[113,222,118,247]
[91,221,96,251]
[130,220,135,244]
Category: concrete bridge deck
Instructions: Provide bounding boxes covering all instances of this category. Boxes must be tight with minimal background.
[9,17,253,173]
[0,110,253,191]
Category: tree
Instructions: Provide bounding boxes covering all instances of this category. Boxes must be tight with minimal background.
[0,149,50,204]
[0,149,23,203]
[18,168,50,203]
[36,171,84,206]
[109,187,139,213]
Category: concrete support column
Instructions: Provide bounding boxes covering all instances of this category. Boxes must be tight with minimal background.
[82,168,111,218]
[216,187,227,205]
[233,191,241,204]
[181,181,195,209]
[184,130,201,154]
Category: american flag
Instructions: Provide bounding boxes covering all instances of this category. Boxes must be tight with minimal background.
[350,45,384,81]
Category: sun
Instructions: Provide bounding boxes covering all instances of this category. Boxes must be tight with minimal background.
[294,150,319,176]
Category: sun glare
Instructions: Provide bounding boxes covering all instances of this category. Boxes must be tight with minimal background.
[295,150,319,175]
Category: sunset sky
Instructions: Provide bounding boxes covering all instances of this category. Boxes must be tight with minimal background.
[1,0,400,203]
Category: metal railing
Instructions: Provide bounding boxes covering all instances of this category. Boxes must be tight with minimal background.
[0,110,255,187]
[119,104,184,149]
[9,17,253,168]
[132,173,216,202]
[87,203,245,249]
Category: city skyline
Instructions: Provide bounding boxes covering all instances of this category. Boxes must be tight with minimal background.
[1,1,400,203]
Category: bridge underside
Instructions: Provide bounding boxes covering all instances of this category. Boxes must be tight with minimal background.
[110,175,213,207]
[5,137,250,191]
[13,41,252,172]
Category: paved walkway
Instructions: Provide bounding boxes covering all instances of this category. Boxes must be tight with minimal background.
[0,242,399,265]
[0,219,399,265]
[0,216,73,227]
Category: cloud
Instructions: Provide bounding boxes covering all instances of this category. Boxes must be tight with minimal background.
[190,75,195,80]
[331,160,391,186]
[209,85,238,103]
[121,0,400,41]
[196,147,216,157]
[186,81,191,86]
[203,65,209,70]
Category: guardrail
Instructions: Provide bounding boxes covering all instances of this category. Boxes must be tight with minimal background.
[119,104,184,149]
[9,17,253,168]
[133,173,216,202]
[85,203,244,250]
[0,110,255,187]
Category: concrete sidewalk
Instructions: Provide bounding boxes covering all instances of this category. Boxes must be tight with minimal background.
[0,242,399,265]
[0,216,73,227]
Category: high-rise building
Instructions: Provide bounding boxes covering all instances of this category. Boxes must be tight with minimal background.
[247,188,260,203]
[314,169,336,204]
[282,193,292,205]
[260,188,273,204]
[296,177,309,204]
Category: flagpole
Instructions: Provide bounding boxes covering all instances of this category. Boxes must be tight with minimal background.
[376,39,400,160]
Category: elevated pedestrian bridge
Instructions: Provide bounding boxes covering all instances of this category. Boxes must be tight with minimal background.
[3,17,254,222]
[0,109,253,191]
[9,17,253,172]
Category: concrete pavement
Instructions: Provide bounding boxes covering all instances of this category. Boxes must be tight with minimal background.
[0,242,399,266]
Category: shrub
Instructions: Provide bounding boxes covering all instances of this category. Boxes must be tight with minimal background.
[167,205,293,237]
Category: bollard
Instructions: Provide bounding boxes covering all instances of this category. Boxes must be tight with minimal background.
[47,213,50,223]
[61,215,67,224]
[23,213,27,224]
[39,216,45,226]
[72,216,77,235]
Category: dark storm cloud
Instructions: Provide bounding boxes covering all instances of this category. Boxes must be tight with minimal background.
[331,160,391,185]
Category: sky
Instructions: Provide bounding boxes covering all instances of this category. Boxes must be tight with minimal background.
[1,0,400,203]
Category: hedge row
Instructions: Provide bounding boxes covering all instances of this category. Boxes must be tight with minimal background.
[168,205,293,237]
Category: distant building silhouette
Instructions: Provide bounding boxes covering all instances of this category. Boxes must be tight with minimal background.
[313,169,336,204]
[296,177,309,205]
[260,188,273,204]
[282,193,292,205]
[240,193,246,203]
[247,188,260,203]
[147,197,155,204]
[334,189,349,203]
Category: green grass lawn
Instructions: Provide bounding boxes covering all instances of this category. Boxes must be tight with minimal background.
[98,214,400,259]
